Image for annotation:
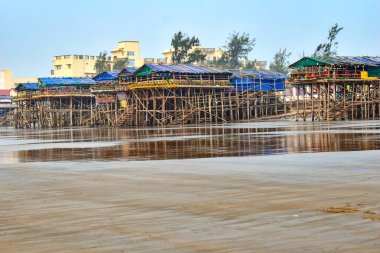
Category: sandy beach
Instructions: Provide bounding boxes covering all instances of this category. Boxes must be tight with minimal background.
[0,121,380,252]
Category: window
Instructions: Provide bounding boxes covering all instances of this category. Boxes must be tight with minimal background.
[79,55,83,59]
[127,59,135,67]
[127,51,135,56]
[85,55,89,60]
[56,65,62,70]
[64,55,70,59]
[74,55,78,59]
[91,56,95,60]
[55,56,61,60]
[67,64,71,69]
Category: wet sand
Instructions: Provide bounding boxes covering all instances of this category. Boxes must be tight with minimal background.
[0,121,380,252]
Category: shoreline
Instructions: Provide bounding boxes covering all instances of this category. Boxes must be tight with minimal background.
[1,150,379,252]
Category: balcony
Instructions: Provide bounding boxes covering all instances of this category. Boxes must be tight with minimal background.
[144,58,167,64]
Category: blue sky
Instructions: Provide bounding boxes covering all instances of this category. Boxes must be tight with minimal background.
[0,0,379,77]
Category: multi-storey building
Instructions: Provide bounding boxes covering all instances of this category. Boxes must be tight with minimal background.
[52,54,98,77]
[111,41,144,68]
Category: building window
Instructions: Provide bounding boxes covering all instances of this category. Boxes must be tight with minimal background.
[127,51,135,56]
[127,59,135,67]
[55,56,61,60]
[91,56,95,60]
[85,55,89,60]
[64,55,70,59]
[79,55,83,59]
[56,65,62,70]
[67,64,71,69]
[74,55,78,59]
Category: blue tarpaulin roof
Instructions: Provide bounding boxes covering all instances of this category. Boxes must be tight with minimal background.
[93,71,119,81]
[135,64,230,76]
[230,70,287,92]
[15,82,41,91]
[328,56,380,66]
[118,67,137,77]
[39,77,96,86]
[231,70,288,79]
[124,67,136,74]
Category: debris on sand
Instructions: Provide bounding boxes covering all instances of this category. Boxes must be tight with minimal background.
[322,204,359,213]
[363,210,380,221]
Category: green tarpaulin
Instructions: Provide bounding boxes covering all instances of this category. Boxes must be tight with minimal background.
[289,57,336,68]
[367,66,380,77]
[136,65,153,77]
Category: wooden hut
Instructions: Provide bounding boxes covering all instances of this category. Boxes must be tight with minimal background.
[288,56,380,121]
[128,64,232,88]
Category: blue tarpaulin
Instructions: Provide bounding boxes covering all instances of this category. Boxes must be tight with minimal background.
[135,64,230,76]
[15,82,41,91]
[93,71,119,81]
[230,70,287,91]
[39,77,96,86]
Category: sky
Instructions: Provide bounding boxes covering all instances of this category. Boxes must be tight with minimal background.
[0,0,379,77]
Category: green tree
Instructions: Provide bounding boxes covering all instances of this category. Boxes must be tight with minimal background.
[94,51,111,73]
[314,23,343,58]
[113,58,128,71]
[185,48,206,64]
[171,31,206,64]
[217,32,255,69]
[269,48,292,74]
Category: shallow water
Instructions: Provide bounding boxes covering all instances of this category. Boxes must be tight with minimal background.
[1,120,380,163]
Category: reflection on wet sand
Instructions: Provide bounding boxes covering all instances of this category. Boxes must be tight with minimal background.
[4,120,380,162]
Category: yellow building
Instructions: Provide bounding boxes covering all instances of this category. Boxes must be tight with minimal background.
[111,41,144,68]
[52,54,98,77]
[0,70,37,90]
[163,46,224,65]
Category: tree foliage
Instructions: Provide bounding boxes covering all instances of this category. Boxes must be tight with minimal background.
[171,31,206,64]
[113,58,128,71]
[94,51,111,73]
[217,32,255,69]
[314,23,343,58]
[269,48,292,74]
